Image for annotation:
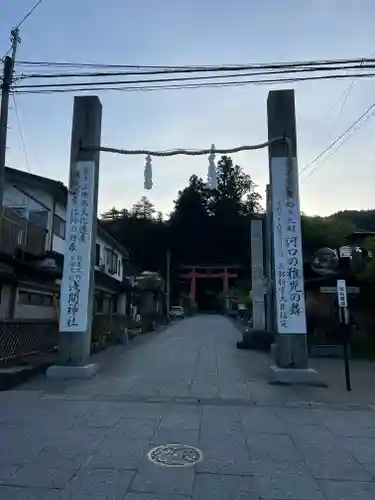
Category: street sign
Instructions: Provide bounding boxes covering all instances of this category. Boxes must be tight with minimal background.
[337,279,348,308]
[320,286,359,294]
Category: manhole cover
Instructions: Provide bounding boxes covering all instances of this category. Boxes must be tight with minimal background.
[147,444,203,467]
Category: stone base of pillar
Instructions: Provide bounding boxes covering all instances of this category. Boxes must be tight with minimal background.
[269,336,326,386]
[46,363,99,379]
[273,335,309,369]
[268,364,327,387]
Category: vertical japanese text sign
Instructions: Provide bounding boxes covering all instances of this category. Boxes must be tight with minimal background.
[60,161,96,332]
[337,279,348,308]
[270,157,307,334]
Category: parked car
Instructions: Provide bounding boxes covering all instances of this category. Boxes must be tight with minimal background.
[170,306,184,319]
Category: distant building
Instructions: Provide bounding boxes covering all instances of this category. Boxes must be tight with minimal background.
[0,167,135,320]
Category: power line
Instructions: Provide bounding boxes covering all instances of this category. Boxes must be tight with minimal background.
[15,56,375,70]
[300,100,375,179]
[301,107,375,182]
[18,61,375,80]
[12,71,375,94]
[14,66,375,90]
[0,0,43,62]
[15,0,43,29]
[12,94,31,173]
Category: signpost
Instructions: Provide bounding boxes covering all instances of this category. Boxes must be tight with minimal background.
[337,279,351,391]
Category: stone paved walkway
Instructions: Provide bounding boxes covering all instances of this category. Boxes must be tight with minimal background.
[1,315,375,499]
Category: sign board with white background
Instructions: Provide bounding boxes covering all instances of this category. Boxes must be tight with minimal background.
[59,161,96,332]
[337,279,348,308]
[270,156,306,334]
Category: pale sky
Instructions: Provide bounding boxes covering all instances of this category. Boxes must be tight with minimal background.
[2,0,375,216]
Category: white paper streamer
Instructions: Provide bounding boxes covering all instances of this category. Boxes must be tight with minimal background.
[144,154,153,190]
[207,144,217,189]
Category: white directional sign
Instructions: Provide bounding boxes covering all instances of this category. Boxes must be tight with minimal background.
[337,279,348,308]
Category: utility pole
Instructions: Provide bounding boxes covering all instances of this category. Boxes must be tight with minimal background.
[0,27,21,209]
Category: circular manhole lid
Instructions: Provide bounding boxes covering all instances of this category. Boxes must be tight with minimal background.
[147,443,203,467]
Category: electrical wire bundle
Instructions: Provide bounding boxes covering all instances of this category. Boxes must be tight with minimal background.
[8,57,375,94]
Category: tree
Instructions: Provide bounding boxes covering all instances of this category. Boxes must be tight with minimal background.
[101,207,121,220]
[301,215,355,258]
[210,156,262,216]
[131,196,156,219]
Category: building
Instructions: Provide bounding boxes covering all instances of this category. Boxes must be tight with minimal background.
[0,167,135,320]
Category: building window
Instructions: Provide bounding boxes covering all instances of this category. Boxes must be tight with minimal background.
[105,248,117,274]
[53,214,66,239]
[96,243,101,266]
[29,209,49,229]
[18,290,53,307]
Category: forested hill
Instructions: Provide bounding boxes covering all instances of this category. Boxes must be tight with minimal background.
[332,210,375,232]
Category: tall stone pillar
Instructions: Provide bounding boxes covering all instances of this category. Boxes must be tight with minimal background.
[251,218,265,330]
[223,268,229,293]
[190,268,196,300]
[47,96,102,379]
[267,90,322,385]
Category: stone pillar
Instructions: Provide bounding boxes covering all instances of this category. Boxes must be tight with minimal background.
[190,269,196,300]
[251,218,265,330]
[267,90,322,385]
[223,268,229,293]
[265,184,275,333]
[47,96,102,379]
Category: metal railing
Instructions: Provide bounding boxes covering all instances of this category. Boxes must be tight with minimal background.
[0,319,58,365]
[0,315,135,365]
[0,206,47,256]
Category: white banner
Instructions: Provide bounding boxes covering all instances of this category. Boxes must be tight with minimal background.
[59,161,96,332]
[270,156,306,334]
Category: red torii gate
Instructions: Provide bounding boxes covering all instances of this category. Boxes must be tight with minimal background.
[180,265,239,300]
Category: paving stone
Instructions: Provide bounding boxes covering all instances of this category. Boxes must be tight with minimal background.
[250,459,325,499]
[65,468,135,499]
[196,439,252,475]
[318,479,375,500]
[0,486,61,500]
[344,437,375,463]
[108,417,160,441]
[240,407,287,434]
[87,439,149,470]
[194,473,259,500]
[158,411,201,431]
[0,465,20,483]
[131,461,194,495]
[246,432,301,461]
[303,453,373,481]
[277,408,325,425]
[151,428,199,446]
[71,413,122,428]
[124,493,190,500]
[3,466,76,489]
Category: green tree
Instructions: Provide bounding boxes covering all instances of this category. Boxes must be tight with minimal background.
[131,196,156,219]
[210,156,262,216]
[101,207,120,220]
[301,215,355,258]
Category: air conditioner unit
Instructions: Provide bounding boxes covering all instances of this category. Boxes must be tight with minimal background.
[99,258,106,271]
